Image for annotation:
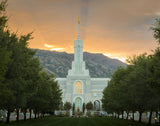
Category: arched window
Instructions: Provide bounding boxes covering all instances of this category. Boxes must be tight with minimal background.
[75,81,82,94]
[94,100,100,111]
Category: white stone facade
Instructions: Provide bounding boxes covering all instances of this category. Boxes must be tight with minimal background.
[56,18,110,112]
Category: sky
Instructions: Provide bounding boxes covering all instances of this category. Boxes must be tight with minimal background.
[5,0,160,62]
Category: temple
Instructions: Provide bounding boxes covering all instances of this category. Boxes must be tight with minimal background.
[56,17,110,113]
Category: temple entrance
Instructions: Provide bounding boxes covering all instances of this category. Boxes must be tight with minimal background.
[94,100,100,111]
[75,97,82,112]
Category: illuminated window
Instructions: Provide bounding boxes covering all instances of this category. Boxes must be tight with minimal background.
[75,81,82,94]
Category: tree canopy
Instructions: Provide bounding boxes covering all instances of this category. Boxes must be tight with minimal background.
[102,18,160,125]
[0,0,62,123]
[64,102,72,111]
[86,102,93,111]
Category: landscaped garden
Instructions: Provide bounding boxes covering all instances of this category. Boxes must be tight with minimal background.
[0,116,156,126]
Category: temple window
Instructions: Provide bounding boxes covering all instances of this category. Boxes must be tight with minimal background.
[75,81,82,94]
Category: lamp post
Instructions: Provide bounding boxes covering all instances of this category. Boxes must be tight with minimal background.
[158,113,160,126]
[154,117,157,124]
[1,116,4,122]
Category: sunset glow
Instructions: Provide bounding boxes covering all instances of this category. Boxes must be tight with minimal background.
[44,44,54,48]
[103,53,127,63]
[50,48,64,51]
[6,0,159,63]
[44,44,64,51]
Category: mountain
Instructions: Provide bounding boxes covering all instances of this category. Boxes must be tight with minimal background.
[34,49,127,78]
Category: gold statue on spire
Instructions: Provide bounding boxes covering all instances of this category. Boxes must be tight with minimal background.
[78,17,80,24]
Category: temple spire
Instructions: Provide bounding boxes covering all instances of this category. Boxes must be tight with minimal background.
[67,17,89,76]
[77,17,81,40]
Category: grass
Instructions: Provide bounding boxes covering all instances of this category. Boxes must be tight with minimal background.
[0,116,155,126]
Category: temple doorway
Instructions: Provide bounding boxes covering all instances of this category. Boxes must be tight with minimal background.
[75,97,82,112]
[94,100,100,111]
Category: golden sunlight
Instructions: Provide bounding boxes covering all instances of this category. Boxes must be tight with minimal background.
[44,44,64,51]
[44,44,54,48]
[50,48,64,51]
[103,53,127,63]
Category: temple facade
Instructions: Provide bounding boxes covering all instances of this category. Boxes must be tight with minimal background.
[56,18,110,112]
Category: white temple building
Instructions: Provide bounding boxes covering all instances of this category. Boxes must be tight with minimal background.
[56,18,110,112]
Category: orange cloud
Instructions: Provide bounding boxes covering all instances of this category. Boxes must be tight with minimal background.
[6,0,159,63]
[44,44,64,51]
[50,48,64,51]
[44,44,54,48]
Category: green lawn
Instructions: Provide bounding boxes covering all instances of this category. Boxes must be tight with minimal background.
[0,116,155,126]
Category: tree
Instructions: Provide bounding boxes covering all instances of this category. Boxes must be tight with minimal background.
[0,1,16,123]
[102,54,155,123]
[147,18,160,125]
[102,67,131,119]
[0,0,10,100]
[29,72,51,119]
[0,47,12,108]
[151,18,160,44]
[21,57,41,120]
[64,102,72,111]
[3,32,41,122]
[83,103,85,113]
[86,102,93,111]
[128,54,151,123]
[72,103,75,112]
[0,1,62,123]
[47,76,62,115]
[150,19,160,98]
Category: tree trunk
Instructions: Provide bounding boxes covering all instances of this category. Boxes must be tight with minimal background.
[24,109,27,121]
[126,112,129,120]
[34,109,37,119]
[148,110,152,125]
[35,113,37,119]
[29,109,32,120]
[118,111,119,119]
[156,111,158,117]
[132,110,135,122]
[38,113,39,118]
[6,109,11,124]
[122,111,124,119]
[139,111,142,123]
[16,108,19,122]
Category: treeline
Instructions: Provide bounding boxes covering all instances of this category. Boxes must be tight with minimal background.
[0,1,62,123]
[102,18,160,125]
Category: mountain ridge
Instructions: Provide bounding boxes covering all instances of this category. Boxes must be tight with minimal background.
[34,49,126,78]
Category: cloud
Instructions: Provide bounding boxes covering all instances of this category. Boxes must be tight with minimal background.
[155,12,160,16]
[44,44,54,48]
[6,0,160,58]
[50,48,64,51]
[43,44,64,51]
